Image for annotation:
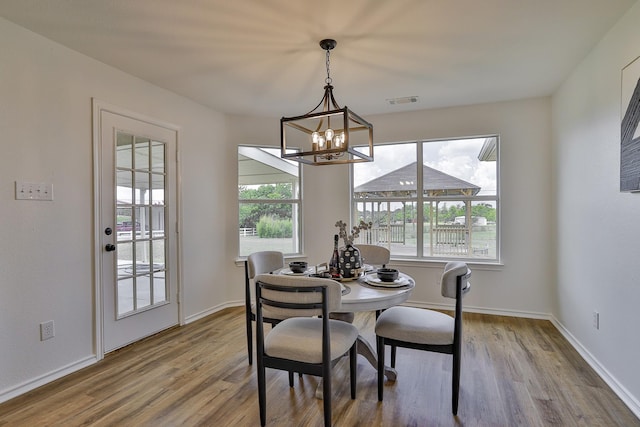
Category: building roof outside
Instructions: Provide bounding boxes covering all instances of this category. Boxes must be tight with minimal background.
[354,162,480,198]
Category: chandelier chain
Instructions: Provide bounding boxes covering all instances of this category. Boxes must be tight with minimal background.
[325,48,332,85]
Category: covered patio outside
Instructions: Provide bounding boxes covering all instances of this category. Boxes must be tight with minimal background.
[353,162,488,257]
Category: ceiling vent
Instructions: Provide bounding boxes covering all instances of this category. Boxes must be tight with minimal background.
[387,96,419,105]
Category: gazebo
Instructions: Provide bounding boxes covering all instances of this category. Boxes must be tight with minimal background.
[353,162,480,254]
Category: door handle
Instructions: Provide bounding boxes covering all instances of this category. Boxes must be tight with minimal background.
[105,244,116,252]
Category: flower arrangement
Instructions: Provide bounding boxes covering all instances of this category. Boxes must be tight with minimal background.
[335,220,372,247]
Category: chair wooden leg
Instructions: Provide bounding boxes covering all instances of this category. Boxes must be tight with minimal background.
[246,315,253,365]
[391,345,397,368]
[350,343,357,399]
[323,361,332,427]
[377,335,385,401]
[257,359,266,426]
[288,371,294,387]
[452,350,461,415]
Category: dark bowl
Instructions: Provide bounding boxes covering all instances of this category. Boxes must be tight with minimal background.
[289,261,308,273]
[377,268,399,282]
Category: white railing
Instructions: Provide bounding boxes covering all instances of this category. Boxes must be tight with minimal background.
[239,227,257,237]
[432,225,468,255]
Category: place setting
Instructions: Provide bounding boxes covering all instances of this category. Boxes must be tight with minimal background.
[361,268,412,289]
[280,261,352,295]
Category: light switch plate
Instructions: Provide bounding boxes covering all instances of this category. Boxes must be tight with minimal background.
[15,181,54,201]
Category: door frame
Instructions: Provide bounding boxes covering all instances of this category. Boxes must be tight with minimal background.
[92,99,184,360]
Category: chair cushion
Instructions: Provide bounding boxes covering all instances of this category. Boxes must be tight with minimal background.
[265,317,359,364]
[375,306,454,345]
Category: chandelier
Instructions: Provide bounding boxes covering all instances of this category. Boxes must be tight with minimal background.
[280,39,374,165]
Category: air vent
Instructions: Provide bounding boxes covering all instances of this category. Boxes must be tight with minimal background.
[387,96,419,105]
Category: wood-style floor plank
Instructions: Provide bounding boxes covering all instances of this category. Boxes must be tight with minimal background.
[1,308,638,426]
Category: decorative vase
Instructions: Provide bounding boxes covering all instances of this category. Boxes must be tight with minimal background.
[339,244,362,278]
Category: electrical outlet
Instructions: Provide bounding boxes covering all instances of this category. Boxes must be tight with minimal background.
[592,311,599,330]
[40,320,55,341]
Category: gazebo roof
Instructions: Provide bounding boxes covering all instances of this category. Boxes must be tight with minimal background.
[354,162,480,197]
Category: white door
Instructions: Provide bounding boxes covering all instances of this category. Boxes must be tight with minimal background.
[97,105,179,353]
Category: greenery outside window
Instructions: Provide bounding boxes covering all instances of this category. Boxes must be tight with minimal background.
[238,146,302,257]
[352,137,499,262]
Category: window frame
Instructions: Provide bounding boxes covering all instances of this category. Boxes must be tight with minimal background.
[238,145,303,258]
[350,136,500,263]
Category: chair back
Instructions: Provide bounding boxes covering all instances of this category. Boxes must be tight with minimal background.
[357,244,390,267]
[254,274,343,319]
[440,261,471,299]
[247,251,285,279]
[245,251,285,319]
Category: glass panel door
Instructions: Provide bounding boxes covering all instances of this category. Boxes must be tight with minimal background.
[97,105,178,353]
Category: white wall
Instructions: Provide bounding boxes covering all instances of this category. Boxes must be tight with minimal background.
[0,18,229,399]
[552,1,640,412]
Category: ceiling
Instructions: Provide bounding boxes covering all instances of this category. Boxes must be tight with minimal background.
[0,0,636,118]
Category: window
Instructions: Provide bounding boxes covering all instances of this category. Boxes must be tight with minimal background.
[352,137,499,262]
[238,146,302,257]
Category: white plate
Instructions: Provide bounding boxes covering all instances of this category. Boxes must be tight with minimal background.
[281,268,312,276]
[364,273,409,288]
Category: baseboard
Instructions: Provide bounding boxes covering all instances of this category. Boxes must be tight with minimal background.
[184,300,242,324]
[550,316,640,419]
[407,300,552,320]
[0,355,97,405]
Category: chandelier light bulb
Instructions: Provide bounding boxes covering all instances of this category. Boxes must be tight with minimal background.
[318,135,326,148]
[312,132,320,143]
[325,128,334,141]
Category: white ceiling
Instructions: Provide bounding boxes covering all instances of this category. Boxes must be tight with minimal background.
[0,0,636,118]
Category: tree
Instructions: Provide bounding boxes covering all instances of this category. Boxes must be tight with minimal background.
[239,183,293,229]
[472,203,496,222]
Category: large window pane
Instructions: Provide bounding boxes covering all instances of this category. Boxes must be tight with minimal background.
[352,136,499,262]
[238,146,301,256]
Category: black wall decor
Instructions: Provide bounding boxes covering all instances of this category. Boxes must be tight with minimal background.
[620,56,640,192]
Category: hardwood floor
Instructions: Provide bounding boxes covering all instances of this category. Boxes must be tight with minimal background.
[1,307,638,426]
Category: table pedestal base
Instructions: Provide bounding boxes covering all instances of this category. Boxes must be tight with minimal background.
[355,334,397,381]
[314,334,396,399]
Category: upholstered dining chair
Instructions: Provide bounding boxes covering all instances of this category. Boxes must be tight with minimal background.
[357,244,391,319]
[244,251,285,365]
[375,261,471,415]
[356,244,390,269]
[255,273,359,427]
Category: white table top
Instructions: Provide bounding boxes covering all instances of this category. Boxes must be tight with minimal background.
[335,272,415,313]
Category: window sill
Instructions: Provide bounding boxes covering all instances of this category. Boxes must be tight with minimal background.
[234,254,308,268]
[390,258,503,271]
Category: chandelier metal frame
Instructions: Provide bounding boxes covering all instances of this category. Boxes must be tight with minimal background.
[280,39,374,166]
